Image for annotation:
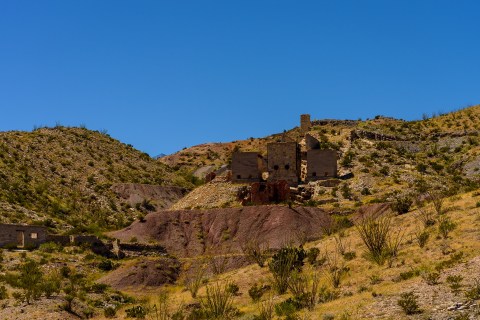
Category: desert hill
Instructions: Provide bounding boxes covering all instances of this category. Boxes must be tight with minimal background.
[0,126,193,232]
[165,106,480,211]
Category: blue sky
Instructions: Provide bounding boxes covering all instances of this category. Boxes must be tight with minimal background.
[1,1,479,155]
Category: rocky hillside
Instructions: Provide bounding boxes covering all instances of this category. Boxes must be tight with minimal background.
[162,105,480,211]
[0,126,193,232]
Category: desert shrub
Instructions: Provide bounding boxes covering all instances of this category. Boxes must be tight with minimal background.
[253,297,274,320]
[248,283,270,302]
[98,259,117,271]
[241,238,270,268]
[428,191,445,215]
[0,285,8,300]
[438,215,456,239]
[446,275,463,294]
[317,285,339,303]
[287,271,320,310]
[268,246,305,294]
[200,282,237,319]
[415,230,429,248]
[341,151,355,167]
[184,261,207,298]
[324,255,348,288]
[125,305,148,318]
[104,306,117,318]
[435,251,464,271]
[39,242,63,253]
[369,275,382,285]
[391,194,412,214]
[421,271,440,285]
[274,299,298,318]
[416,204,436,227]
[397,268,421,282]
[397,291,421,315]
[464,278,480,300]
[306,247,320,265]
[225,283,239,296]
[15,259,44,303]
[42,271,62,298]
[323,314,335,320]
[355,214,399,265]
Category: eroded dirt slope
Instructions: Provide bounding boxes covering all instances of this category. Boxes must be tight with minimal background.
[110,205,331,257]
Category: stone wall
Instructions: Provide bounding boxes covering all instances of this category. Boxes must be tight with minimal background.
[0,224,47,248]
[231,152,264,183]
[307,149,337,180]
[267,142,300,186]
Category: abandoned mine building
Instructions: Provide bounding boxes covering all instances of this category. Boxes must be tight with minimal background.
[267,141,302,186]
[230,114,338,187]
[231,152,265,183]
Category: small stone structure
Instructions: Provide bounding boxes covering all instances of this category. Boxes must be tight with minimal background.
[267,142,301,186]
[300,114,311,132]
[0,223,47,248]
[231,152,265,182]
[307,149,337,180]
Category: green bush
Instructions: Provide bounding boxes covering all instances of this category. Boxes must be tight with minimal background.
[39,242,63,253]
[0,285,8,300]
[248,283,270,302]
[225,283,239,296]
[391,194,412,214]
[464,278,480,300]
[125,305,147,319]
[438,216,456,239]
[268,246,306,294]
[306,247,320,265]
[397,291,421,315]
[98,259,117,271]
[104,306,116,318]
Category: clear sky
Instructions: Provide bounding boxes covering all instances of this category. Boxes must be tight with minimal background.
[1,1,479,155]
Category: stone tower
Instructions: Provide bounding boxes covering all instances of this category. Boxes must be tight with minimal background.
[300,114,311,132]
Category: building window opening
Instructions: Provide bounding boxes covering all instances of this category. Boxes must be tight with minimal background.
[312,172,317,177]
[284,164,290,170]
[324,172,329,177]
[30,232,38,239]
[237,175,241,179]
[274,165,279,170]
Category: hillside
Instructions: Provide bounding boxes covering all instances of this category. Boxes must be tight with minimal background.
[163,106,480,211]
[0,126,193,232]
[103,190,480,319]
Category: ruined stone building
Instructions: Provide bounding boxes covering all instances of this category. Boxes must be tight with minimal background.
[231,152,265,183]
[267,142,301,186]
[307,149,337,180]
[0,223,47,248]
[230,114,337,188]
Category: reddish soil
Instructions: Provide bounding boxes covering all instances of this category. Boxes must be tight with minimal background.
[109,205,332,257]
[99,257,181,290]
